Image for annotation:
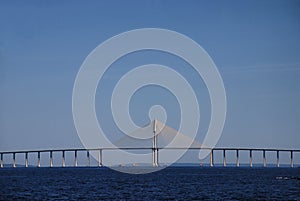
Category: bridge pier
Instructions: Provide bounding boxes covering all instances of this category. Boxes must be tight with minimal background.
[98,149,103,167]
[62,151,65,167]
[25,152,28,168]
[210,149,214,167]
[276,150,280,167]
[152,148,158,167]
[50,151,53,167]
[152,148,155,166]
[156,148,159,166]
[236,150,240,167]
[290,151,294,168]
[249,150,253,167]
[263,150,266,167]
[37,152,41,167]
[13,153,16,168]
[87,151,90,167]
[0,153,3,168]
[153,149,158,167]
[74,150,78,167]
[223,150,226,167]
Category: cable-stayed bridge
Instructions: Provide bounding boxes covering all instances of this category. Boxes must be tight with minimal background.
[1,120,299,168]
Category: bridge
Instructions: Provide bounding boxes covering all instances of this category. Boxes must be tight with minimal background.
[1,120,299,168]
[0,147,299,168]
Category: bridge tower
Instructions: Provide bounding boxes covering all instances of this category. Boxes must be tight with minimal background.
[152,119,159,167]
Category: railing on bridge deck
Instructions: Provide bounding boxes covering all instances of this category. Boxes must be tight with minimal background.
[0,147,299,168]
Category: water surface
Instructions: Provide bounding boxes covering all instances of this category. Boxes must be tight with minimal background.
[0,167,299,200]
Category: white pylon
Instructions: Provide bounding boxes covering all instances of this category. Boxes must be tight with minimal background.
[152,119,159,167]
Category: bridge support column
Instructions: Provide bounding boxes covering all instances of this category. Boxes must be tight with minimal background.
[50,151,53,167]
[98,149,102,167]
[74,150,78,167]
[25,152,28,168]
[276,151,280,167]
[87,151,90,167]
[236,150,240,167]
[0,153,3,168]
[13,153,16,168]
[223,150,226,167]
[290,151,294,168]
[152,148,155,167]
[249,150,253,168]
[152,148,158,167]
[210,149,214,167]
[156,148,159,167]
[37,152,40,167]
[62,151,65,167]
[263,150,266,167]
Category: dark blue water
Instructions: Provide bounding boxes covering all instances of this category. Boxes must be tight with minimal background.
[0,167,299,200]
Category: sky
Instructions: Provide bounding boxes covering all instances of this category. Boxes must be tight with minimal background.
[1,0,300,161]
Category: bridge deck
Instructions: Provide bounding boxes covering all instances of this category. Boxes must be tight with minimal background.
[0,147,299,168]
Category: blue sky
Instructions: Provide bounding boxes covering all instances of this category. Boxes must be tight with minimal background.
[1,0,300,155]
